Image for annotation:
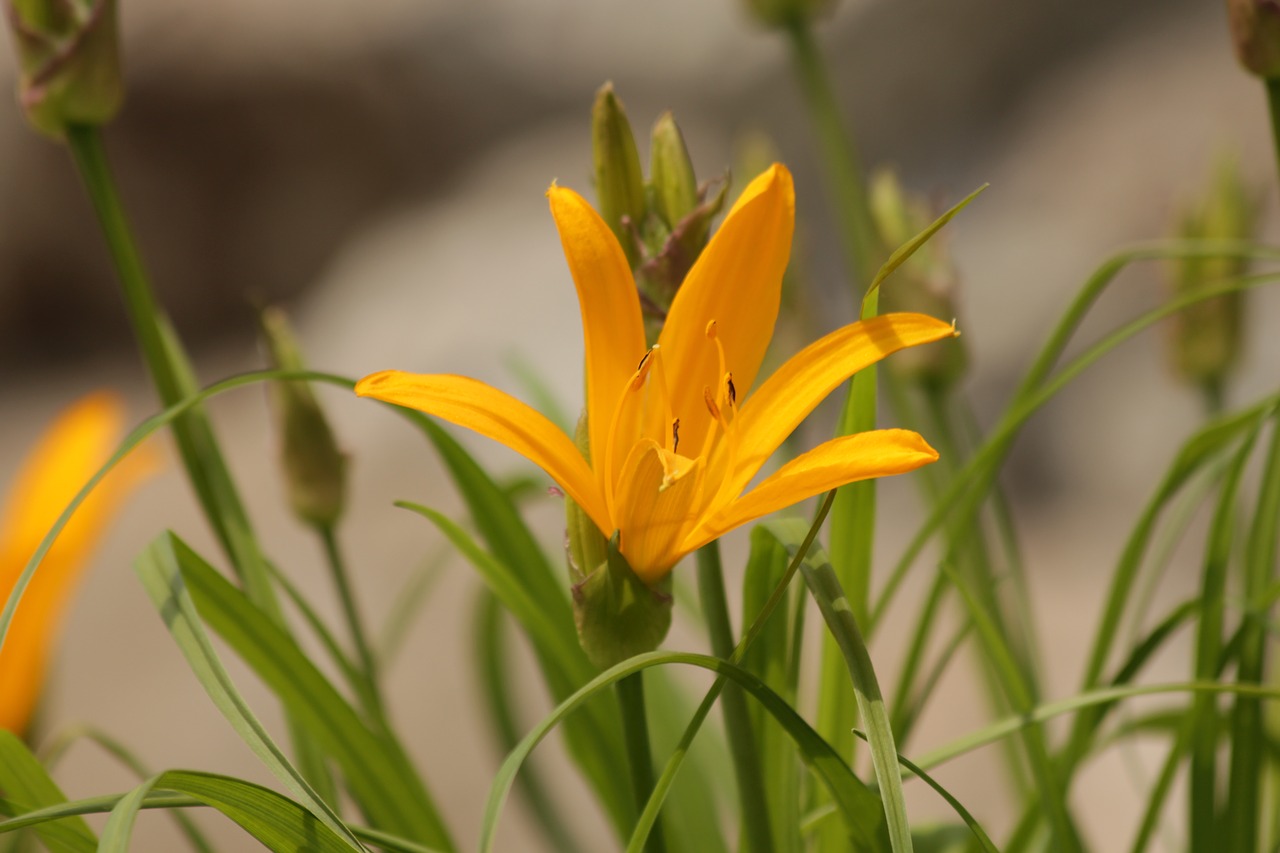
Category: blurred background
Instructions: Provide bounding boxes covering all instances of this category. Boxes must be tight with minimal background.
[3,0,1279,849]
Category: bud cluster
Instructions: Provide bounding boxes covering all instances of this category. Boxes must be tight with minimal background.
[1166,156,1257,393]
[868,168,968,390]
[5,0,122,136]
[591,83,728,341]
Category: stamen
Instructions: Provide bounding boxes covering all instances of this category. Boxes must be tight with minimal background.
[703,386,721,422]
[671,418,681,454]
[726,373,736,408]
[632,346,657,389]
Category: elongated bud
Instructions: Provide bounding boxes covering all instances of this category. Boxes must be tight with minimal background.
[1166,156,1256,391]
[5,0,122,137]
[592,82,646,265]
[649,112,699,235]
[565,410,609,583]
[870,168,968,389]
[1225,0,1280,78]
[259,307,348,529]
[572,534,672,670]
[744,0,834,29]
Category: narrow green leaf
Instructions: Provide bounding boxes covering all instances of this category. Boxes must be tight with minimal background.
[0,731,95,853]
[133,533,365,851]
[872,253,1280,631]
[741,527,803,853]
[1190,426,1260,849]
[38,724,216,853]
[1226,413,1280,850]
[480,651,886,853]
[473,590,582,853]
[852,730,998,853]
[861,183,988,309]
[765,519,913,853]
[0,782,447,853]
[396,501,633,836]
[152,533,453,849]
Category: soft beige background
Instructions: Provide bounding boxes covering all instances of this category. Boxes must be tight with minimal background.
[2,0,1279,849]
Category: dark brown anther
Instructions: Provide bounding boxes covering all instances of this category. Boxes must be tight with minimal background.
[636,348,654,373]
[671,418,681,453]
[726,374,737,407]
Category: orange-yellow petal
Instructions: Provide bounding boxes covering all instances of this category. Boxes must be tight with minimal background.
[548,186,647,485]
[656,163,795,457]
[724,313,956,500]
[685,429,938,552]
[356,371,610,535]
[614,440,704,583]
[0,392,159,734]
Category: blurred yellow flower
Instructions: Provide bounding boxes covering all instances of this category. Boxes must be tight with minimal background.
[0,392,155,735]
[357,164,955,582]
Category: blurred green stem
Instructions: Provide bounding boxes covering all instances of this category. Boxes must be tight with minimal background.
[696,542,773,853]
[783,18,880,290]
[1266,77,1280,182]
[319,524,383,720]
[64,125,279,616]
[617,673,666,853]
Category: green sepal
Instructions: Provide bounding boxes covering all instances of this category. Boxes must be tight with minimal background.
[648,111,699,235]
[572,534,673,670]
[565,410,608,583]
[591,82,646,266]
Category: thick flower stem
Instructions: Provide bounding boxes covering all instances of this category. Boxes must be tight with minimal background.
[64,126,341,801]
[1266,76,1280,184]
[318,524,383,720]
[696,542,774,853]
[616,673,667,853]
[63,125,279,616]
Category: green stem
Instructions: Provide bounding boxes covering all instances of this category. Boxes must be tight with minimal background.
[63,125,279,615]
[1265,77,1280,183]
[783,17,880,290]
[696,543,774,853]
[318,525,382,718]
[616,673,666,853]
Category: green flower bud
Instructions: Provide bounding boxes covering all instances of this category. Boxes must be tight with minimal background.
[259,306,348,529]
[6,0,123,137]
[1167,155,1256,391]
[592,82,646,266]
[869,168,968,390]
[572,534,672,670]
[649,111,699,236]
[744,0,834,29]
[566,410,609,583]
[1224,0,1280,78]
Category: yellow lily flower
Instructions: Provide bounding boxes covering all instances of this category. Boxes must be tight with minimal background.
[357,164,956,583]
[0,392,155,735]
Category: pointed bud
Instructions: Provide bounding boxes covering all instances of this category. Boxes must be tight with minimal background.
[1166,155,1256,391]
[5,0,123,137]
[1224,0,1280,78]
[744,0,834,29]
[649,112,699,235]
[572,534,672,670]
[869,168,968,389]
[592,82,646,266]
[259,306,348,529]
[565,410,609,583]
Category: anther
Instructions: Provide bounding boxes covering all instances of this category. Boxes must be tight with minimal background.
[672,418,681,454]
[705,319,718,339]
[703,386,721,421]
[726,374,736,407]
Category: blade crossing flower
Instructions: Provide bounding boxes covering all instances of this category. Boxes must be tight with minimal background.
[0,392,156,735]
[356,164,957,583]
